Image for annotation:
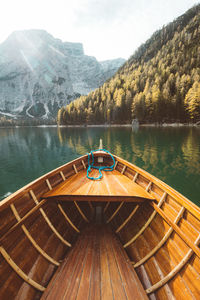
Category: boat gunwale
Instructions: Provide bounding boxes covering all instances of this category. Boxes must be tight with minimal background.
[0,154,89,211]
[113,155,200,221]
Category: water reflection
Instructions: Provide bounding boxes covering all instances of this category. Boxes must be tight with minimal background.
[57,126,200,205]
[182,129,200,174]
[0,126,200,205]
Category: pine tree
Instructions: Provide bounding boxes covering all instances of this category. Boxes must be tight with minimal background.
[185,82,200,121]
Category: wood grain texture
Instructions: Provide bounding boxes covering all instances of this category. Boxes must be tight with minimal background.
[114,154,200,221]
[41,225,148,300]
[10,203,60,266]
[123,193,166,248]
[57,204,80,233]
[151,202,200,259]
[0,246,45,292]
[116,205,139,233]
[134,206,185,268]
[106,202,124,224]
[146,233,200,294]
[43,169,155,201]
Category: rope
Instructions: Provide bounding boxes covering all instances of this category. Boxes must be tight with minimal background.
[87,149,115,180]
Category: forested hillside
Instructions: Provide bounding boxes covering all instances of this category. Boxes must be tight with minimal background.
[58,4,200,125]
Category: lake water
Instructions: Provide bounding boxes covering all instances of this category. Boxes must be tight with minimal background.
[0,126,200,206]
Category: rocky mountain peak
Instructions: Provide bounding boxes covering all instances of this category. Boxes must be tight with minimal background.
[0,30,125,121]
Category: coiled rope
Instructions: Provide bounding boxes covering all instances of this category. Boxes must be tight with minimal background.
[87,149,115,180]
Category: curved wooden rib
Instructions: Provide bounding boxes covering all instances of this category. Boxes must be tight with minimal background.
[60,171,66,181]
[88,201,94,211]
[116,205,139,233]
[73,164,78,174]
[124,212,156,248]
[146,181,152,192]
[10,204,60,266]
[1,200,46,242]
[115,155,200,222]
[121,165,126,174]
[124,192,167,248]
[58,204,80,233]
[39,208,72,247]
[146,233,200,294]
[74,201,89,223]
[46,178,80,233]
[106,202,124,224]
[22,225,60,266]
[152,201,200,259]
[81,160,86,169]
[0,246,45,292]
[30,190,71,247]
[133,172,138,182]
[45,179,52,191]
[114,160,118,169]
[104,202,110,213]
[134,206,185,268]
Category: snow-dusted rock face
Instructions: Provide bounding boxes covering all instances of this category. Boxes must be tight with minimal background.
[0,30,125,119]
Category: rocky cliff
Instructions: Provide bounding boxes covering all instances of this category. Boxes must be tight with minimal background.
[0,30,125,120]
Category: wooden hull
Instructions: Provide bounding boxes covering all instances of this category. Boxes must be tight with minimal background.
[0,152,200,299]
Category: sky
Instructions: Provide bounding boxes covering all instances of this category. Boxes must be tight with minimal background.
[0,0,198,61]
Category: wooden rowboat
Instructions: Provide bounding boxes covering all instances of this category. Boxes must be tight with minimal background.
[0,148,200,299]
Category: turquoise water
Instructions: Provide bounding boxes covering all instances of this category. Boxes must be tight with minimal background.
[0,126,200,206]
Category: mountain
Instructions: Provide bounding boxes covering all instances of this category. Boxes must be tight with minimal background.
[0,30,125,122]
[59,4,200,125]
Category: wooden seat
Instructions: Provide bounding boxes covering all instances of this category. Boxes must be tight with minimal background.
[43,169,154,202]
[41,225,148,300]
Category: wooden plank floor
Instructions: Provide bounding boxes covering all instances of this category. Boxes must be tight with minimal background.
[41,225,148,300]
[43,169,154,201]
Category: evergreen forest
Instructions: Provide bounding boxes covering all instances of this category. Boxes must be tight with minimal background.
[58,4,200,125]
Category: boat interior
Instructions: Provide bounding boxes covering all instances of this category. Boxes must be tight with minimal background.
[0,153,200,299]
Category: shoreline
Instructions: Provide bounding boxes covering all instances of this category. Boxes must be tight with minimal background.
[0,123,200,129]
[58,123,200,128]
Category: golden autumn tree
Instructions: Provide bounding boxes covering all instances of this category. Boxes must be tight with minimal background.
[185,82,200,121]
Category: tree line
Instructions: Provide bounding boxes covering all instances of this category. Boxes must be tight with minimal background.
[58,4,200,125]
